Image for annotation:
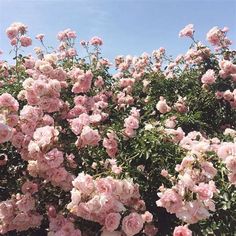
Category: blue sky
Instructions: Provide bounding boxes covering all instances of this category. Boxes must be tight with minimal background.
[0,0,236,63]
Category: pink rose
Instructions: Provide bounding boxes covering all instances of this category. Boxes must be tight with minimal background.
[6,26,18,39]
[156,97,171,114]
[141,211,153,223]
[105,213,121,232]
[16,194,35,213]
[72,172,94,195]
[77,126,101,148]
[0,123,12,144]
[124,116,139,130]
[43,148,64,169]
[90,36,103,46]
[20,36,32,47]
[193,183,215,200]
[0,93,19,111]
[72,70,93,94]
[70,113,90,135]
[173,225,192,236]
[156,189,183,214]
[122,213,143,236]
[21,181,38,194]
[201,69,216,84]
[179,24,194,38]
[35,34,44,41]
[225,156,236,172]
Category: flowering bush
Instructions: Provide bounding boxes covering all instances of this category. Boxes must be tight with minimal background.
[0,22,236,235]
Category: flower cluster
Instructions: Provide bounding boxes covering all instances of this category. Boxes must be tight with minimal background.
[0,22,235,235]
[0,193,42,234]
[67,173,151,235]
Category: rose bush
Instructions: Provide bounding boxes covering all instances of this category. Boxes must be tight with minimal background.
[0,22,236,235]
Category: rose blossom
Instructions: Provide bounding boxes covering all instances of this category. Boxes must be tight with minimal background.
[122,212,143,236]
[21,181,38,194]
[156,97,171,114]
[105,212,121,232]
[90,36,103,46]
[77,126,101,148]
[173,225,192,236]
[20,36,32,47]
[201,69,216,85]
[0,123,13,144]
[35,34,44,41]
[72,172,94,195]
[179,24,194,38]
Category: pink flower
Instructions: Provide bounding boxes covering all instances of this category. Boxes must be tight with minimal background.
[219,60,236,75]
[0,199,14,221]
[67,48,77,57]
[44,148,64,169]
[6,26,18,39]
[96,178,115,195]
[70,113,90,135]
[0,93,19,111]
[101,230,122,236]
[94,76,104,88]
[72,70,93,94]
[35,34,44,41]
[21,181,38,194]
[161,169,169,177]
[20,36,32,47]
[217,143,236,161]
[143,224,158,236]
[105,212,121,232]
[228,172,236,185]
[193,182,215,200]
[72,172,94,195]
[77,126,101,148]
[0,123,12,144]
[156,189,183,214]
[103,131,118,158]
[32,126,59,149]
[124,116,139,130]
[111,165,122,175]
[173,225,192,236]
[201,69,216,84]
[156,97,171,114]
[176,200,210,224]
[70,188,81,205]
[225,156,236,172]
[49,167,68,184]
[141,211,153,223]
[122,212,143,236]
[179,24,194,38]
[16,194,35,213]
[90,36,103,46]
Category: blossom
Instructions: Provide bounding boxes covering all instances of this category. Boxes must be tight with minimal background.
[179,24,194,38]
[201,69,216,84]
[173,225,192,236]
[156,189,183,214]
[72,172,94,195]
[156,97,171,114]
[20,36,32,47]
[1,120,13,144]
[35,34,44,40]
[72,70,93,94]
[90,36,103,46]
[76,126,101,148]
[105,212,121,232]
[0,93,19,111]
[122,213,143,236]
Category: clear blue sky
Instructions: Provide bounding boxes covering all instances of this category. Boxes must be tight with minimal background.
[0,0,236,62]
